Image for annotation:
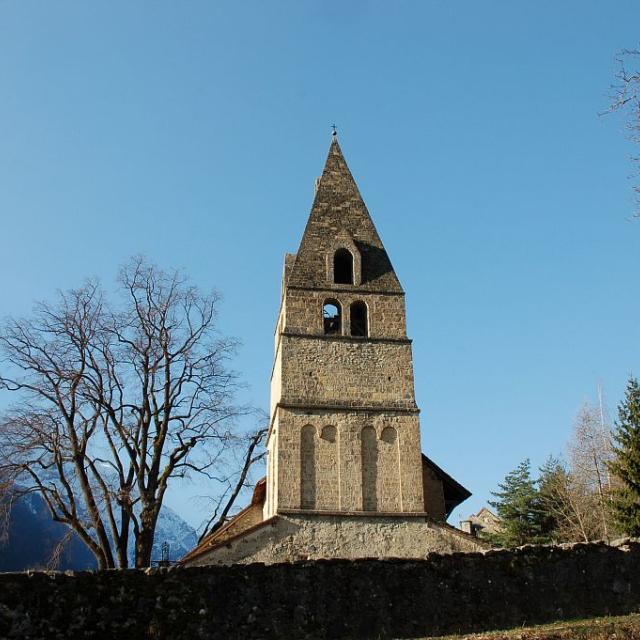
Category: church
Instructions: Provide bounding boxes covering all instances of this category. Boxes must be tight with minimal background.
[182,134,484,566]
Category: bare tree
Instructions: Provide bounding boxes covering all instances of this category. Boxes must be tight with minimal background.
[606,46,640,216]
[539,455,601,543]
[537,395,618,544]
[0,257,264,568]
[568,399,615,540]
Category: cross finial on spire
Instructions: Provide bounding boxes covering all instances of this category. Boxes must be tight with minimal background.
[331,123,337,137]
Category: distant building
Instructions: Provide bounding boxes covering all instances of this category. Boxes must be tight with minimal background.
[460,507,501,538]
[182,134,485,566]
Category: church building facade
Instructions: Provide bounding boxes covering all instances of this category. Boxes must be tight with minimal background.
[182,135,484,566]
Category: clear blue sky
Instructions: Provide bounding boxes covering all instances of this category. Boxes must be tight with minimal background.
[1,1,639,527]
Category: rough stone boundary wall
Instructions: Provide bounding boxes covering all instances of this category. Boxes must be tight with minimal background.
[1,540,639,640]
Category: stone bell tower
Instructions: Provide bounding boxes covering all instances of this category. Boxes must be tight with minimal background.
[181,134,481,567]
[264,133,425,518]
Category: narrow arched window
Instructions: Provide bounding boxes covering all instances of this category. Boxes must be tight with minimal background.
[300,425,316,509]
[350,301,368,337]
[323,300,341,335]
[361,426,378,511]
[334,249,353,284]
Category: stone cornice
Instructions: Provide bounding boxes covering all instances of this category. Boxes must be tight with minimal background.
[286,284,405,297]
[278,509,431,518]
[277,402,419,415]
[280,331,412,345]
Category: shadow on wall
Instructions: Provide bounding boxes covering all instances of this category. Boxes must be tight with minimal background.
[354,242,394,284]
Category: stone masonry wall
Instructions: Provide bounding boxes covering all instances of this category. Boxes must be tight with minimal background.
[2,539,640,639]
[275,408,424,511]
[188,513,484,566]
[280,336,417,409]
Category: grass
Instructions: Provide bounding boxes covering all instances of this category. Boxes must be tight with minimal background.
[416,613,640,640]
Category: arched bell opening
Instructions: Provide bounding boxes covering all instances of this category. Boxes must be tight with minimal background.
[323,299,342,335]
[333,249,354,285]
[350,301,368,337]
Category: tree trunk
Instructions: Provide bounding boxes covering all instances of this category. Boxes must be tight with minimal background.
[134,528,154,568]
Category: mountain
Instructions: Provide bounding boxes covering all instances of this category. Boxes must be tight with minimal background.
[0,491,197,571]
[150,502,200,564]
[0,492,96,571]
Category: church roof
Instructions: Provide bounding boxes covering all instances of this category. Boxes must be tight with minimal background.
[178,479,268,565]
[287,135,404,293]
[422,454,472,518]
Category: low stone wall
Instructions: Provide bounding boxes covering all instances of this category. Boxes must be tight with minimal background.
[1,539,639,639]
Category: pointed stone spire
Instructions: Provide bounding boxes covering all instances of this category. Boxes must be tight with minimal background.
[287,136,403,293]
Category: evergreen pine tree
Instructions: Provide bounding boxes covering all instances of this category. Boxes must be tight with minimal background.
[487,459,544,547]
[609,376,640,536]
[537,455,570,542]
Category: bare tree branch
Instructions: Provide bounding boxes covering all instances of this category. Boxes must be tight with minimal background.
[604,46,640,217]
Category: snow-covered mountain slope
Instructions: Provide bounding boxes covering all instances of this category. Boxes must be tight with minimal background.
[143,503,198,564]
